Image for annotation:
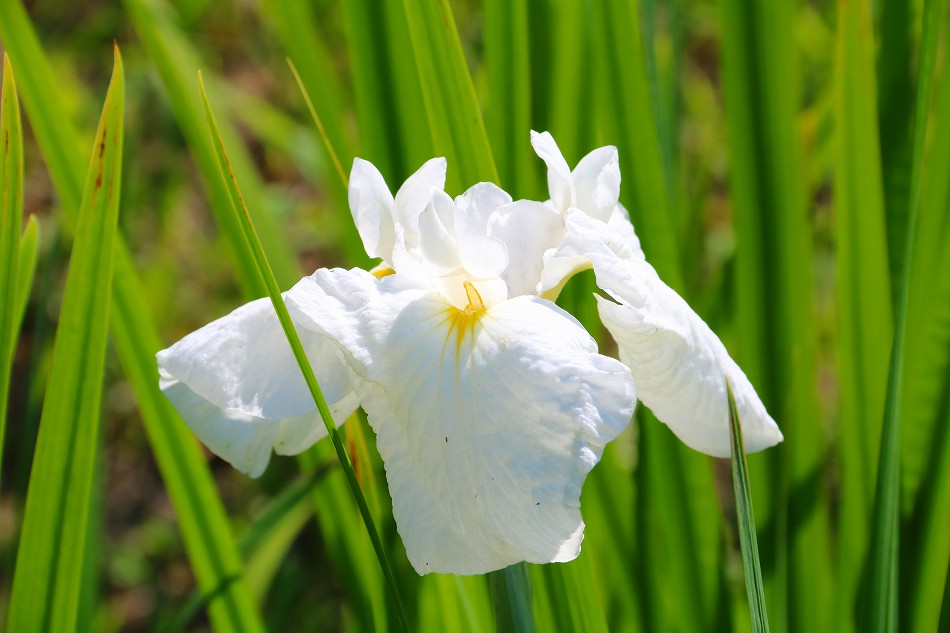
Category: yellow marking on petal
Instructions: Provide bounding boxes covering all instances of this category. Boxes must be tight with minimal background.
[444,281,487,358]
[463,281,485,312]
[371,266,395,278]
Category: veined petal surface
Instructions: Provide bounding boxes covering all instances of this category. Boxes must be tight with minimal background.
[286,268,636,574]
[156,296,358,475]
[562,211,782,456]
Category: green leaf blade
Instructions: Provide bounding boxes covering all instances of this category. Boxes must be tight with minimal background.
[833,0,894,627]
[7,47,124,633]
[198,76,410,633]
[0,53,24,483]
[401,0,499,191]
[729,380,770,633]
[0,8,268,630]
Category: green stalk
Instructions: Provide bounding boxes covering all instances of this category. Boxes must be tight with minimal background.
[489,562,536,633]
[728,380,770,633]
[0,54,24,487]
[198,76,410,633]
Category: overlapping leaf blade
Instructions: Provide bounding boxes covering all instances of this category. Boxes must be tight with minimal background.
[7,48,124,632]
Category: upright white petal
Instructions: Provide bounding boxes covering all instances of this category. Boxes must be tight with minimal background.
[530,130,574,211]
[561,211,782,456]
[571,145,620,222]
[349,158,396,262]
[393,157,448,237]
[488,200,563,297]
[156,297,359,475]
[286,269,636,574]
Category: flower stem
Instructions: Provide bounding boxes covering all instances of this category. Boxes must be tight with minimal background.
[489,562,537,633]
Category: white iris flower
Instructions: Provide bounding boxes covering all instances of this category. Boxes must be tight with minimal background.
[157,131,782,575]
[528,131,783,457]
[157,156,636,575]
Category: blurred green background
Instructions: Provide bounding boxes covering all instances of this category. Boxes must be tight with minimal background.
[2,0,948,631]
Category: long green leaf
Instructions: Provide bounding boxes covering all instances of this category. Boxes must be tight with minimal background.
[591,0,678,283]
[729,380,770,633]
[896,2,950,630]
[716,0,834,630]
[0,7,267,630]
[401,0,498,191]
[122,0,298,293]
[833,0,893,628]
[341,0,433,183]
[0,53,24,484]
[876,0,914,299]
[198,76,410,633]
[484,0,534,197]
[7,47,123,632]
[14,215,39,335]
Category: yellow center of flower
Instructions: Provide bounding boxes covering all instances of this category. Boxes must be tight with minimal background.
[446,281,486,354]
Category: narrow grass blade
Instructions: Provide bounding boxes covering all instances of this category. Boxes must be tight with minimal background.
[122,0,298,293]
[834,0,894,627]
[0,2,85,211]
[6,48,124,632]
[198,76,410,633]
[0,9,268,630]
[0,53,24,483]
[484,0,534,197]
[163,468,329,633]
[286,59,348,191]
[729,380,770,633]
[401,0,498,190]
[260,0,353,178]
[341,0,434,182]
[590,0,678,284]
[876,0,914,298]
[898,0,946,511]
[899,6,950,629]
[716,0,833,629]
[14,215,39,335]
[489,562,536,633]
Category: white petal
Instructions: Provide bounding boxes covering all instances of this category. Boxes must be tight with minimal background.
[455,182,512,230]
[156,295,360,476]
[157,297,352,419]
[530,130,574,212]
[539,209,643,297]
[160,369,345,478]
[349,158,396,262]
[573,229,782,456]
[571,146,620,222]
[606,203,645,258]
[394,157,448,237]
[287,271,636,574]
[488,200,564,297]
[418,191,462,275]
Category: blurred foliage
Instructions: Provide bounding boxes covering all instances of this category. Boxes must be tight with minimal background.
[1,0,946,631]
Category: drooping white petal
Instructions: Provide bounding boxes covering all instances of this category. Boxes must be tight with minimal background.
[285,269,636,575]
[393,157,447,236]
[349,158,396,261]
[559,212,782,456]
[156,296,359,475]
[530,130,574,211]
[159,370,357,477]
[571,145,620,222]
